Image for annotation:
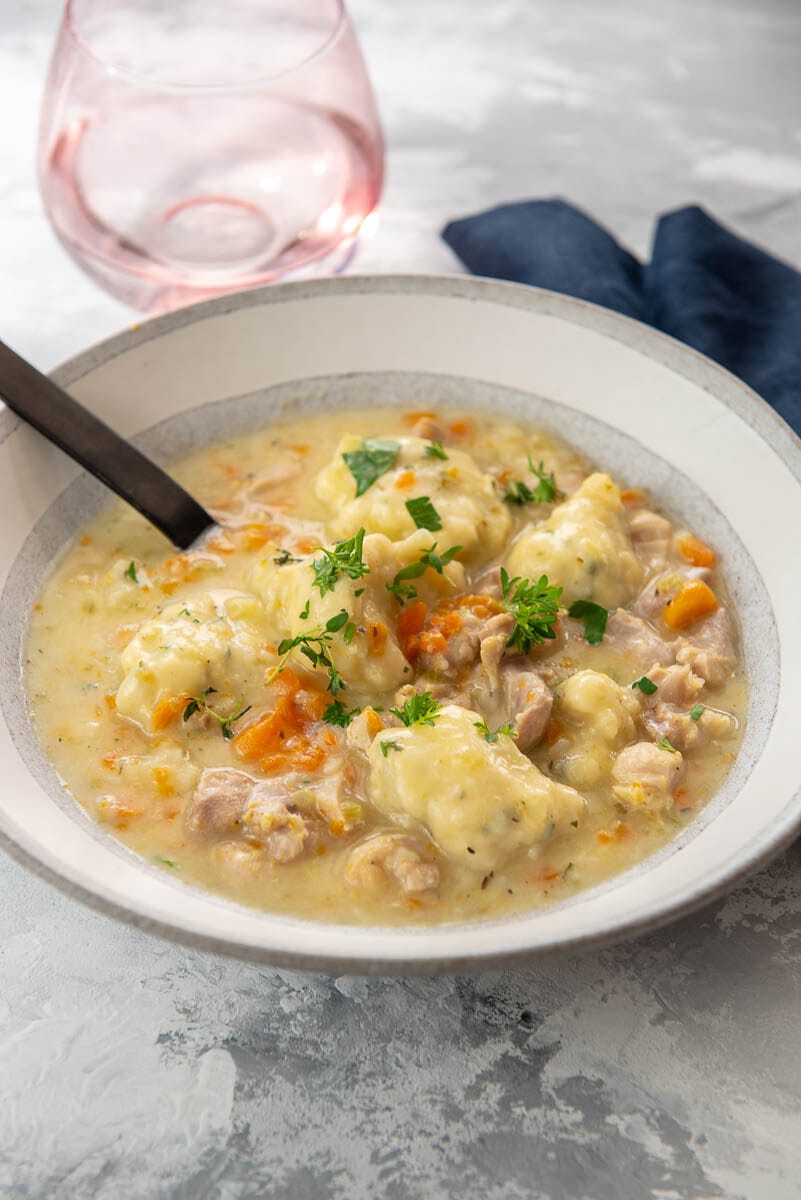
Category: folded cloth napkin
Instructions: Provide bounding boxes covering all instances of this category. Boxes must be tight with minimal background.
[443,200,801,435]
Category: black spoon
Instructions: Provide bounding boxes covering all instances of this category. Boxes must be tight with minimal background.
[0,338,214,549]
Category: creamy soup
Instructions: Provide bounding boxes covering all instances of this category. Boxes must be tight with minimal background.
[26,408,745,925]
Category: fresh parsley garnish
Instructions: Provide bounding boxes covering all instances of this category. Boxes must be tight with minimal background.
[632,676,658,695]
[343,438,400,496]
[386,542,462,603]
[125,561,139,583]
[656,736,678,753]
[311,528,369,596]
[425,440,448,460]
[390,691,442,727]
[273,548,300,565]
[183,687,252,740]
[154,856,178,869]
[474,716,515,743]
[323,700,362,727]
[568,599,609,645]
[405,495,443,532]
[503,458,563,506]
[500,567,562,653]
[689,704,705,721]
[275,610,353,695]
[299,600,310,620]
[379,738,403,757]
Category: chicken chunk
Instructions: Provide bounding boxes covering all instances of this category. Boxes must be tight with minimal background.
[646,663,703,706]
[185,767,254,835]
[676,608,737,687]
[410,415,447,442]
[242,783,309,863]
[641,701,737,754]
[345,833,440,895]
[628,509,673,572]
[602,610,674,674]
[416,604,514,679]
[634,568,711,620]
[499,663,554,751]
[611,742,685,812]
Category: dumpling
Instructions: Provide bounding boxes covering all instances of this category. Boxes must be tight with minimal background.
[506,473,643,607]
[253,531,464,695]
[549,669,640,790]
[116,590,272,732]
[315,434,511,560]
[367,704,585,874]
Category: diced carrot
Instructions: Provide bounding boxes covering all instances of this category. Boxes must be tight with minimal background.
[238,524,271,551]
[620,487,647,508]
[403,410,438,425]
[152,693,189,731]
[100,752,117,771]
[544,718,564,747]
[152,767,173,797]
[204,532,235,555]
[663,579,718,630]
[329,819,345,837]
[271,668,302,697]
[597,830,614,844]
[365,708,384,737]
[418,629,447,656]
[295,537,320,555]
[300,688,328,721]
[104,693,117,711]
[456,594,503,619]
[497,468,514,484]
[394,469,416,489]
[288,443,310,454]
[323,730,338,747]
[397,600,427,643]
[678,533,716,569]
[316,844,328,855]
[367,621,388,655]
[448,419,471,437]
[541,869,561,883]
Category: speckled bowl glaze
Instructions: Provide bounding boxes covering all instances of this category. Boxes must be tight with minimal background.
[1,276,800,974]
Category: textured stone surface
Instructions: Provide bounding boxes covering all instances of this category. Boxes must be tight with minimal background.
[2,1,801,1196]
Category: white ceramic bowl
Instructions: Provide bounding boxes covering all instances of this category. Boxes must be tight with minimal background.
[2,276,800,974]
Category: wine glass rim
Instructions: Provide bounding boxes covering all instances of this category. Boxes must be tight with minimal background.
[63,0,349,91]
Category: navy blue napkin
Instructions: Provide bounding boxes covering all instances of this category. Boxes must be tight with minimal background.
[443,200,801,435]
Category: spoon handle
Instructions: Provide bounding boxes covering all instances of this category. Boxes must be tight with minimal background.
[0,339,214,549]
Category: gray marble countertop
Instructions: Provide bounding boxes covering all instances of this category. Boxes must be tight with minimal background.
[2,2,801,1197]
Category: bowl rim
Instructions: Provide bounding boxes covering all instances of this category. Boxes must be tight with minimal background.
[3,271,801,975]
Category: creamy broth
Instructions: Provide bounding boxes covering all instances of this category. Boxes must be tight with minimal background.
[26,408,746,925]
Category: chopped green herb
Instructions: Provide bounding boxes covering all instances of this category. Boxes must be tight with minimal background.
[323,700,361,727]
[274,610,354,695]
[183,687,251,739]
[311,528,369,596]
[390,691,442,727]
[299,600,310,620]
[503,459,563,506]
[474,716,515,744]
[179,608,192,618]
[386,542,462,603]
[273,548,300,565]
[125,561,139,583]
[343,620,357,645]
[503,479,537,505]
[154,856,178,869]
[562,861,574,879]
[527,457,563,503]
[343,438,400,496]
[689,704,705,721]
[405,495,443,532]
[425,440,448,461]
[380,738,403,757]
[656,736,678,753]
[632,676,658,695]
[568,599,609,645]
[500,567,562,653]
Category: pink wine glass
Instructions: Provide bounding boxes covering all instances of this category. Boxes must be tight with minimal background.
[38,0,384,312]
